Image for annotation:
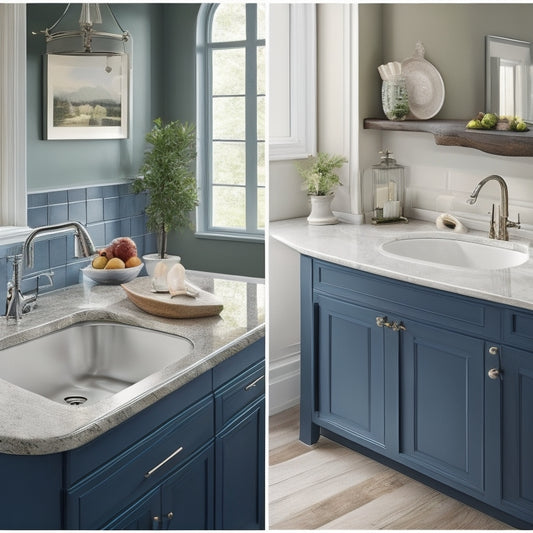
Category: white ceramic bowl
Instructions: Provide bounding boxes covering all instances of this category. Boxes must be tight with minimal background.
[82,263,144,285]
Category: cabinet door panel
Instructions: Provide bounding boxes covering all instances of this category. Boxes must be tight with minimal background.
[315,294,386,449]
[501,346,533,522]
[162,444,215,530]
[215,399,265,530]
[400,322,485,493]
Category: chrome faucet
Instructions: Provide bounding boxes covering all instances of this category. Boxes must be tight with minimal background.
[467,174,520,241]
[6,222,96,321]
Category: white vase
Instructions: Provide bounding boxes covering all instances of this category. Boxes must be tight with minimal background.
[142,253,181,278]
[307,194,338,225]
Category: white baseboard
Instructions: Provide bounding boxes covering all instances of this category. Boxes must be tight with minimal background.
[269,343,301,416]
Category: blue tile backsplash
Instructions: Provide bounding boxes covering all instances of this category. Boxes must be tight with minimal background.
[0,183,157,301]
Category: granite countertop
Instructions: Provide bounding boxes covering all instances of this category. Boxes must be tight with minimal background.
[270,217,533,311]
[0,271,264,455]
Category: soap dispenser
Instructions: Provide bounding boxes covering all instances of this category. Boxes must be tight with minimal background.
[371,150,407,224]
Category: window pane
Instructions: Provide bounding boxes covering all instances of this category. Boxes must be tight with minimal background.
[257,46,265,95]
[213,142,245,185]
[211,4,245,43]
[213,49,245,96]
[257,4,265,41]
[212,96,245,139]
[257,142,265,186]
[257,187,265,230]
[212,186,245,228]
[257,95,265,141]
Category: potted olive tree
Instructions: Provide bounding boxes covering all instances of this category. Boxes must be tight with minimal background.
[297,152,347,225]
[132,118,198,277]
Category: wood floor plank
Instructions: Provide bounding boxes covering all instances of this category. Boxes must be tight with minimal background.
[269,407,513,530]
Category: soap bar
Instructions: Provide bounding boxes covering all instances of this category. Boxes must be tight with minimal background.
[436,213,467,233]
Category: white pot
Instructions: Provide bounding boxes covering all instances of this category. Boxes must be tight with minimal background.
[307,194,338,225]
[142,253,181,277]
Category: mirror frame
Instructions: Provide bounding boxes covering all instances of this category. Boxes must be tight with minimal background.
[485,35,532,123]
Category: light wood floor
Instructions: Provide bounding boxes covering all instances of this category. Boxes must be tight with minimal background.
[269,406,513,530]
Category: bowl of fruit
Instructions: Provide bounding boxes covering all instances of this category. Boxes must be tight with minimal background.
[82,237,144,285]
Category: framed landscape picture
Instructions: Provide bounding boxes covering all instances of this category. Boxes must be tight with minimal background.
[44,53,129,140]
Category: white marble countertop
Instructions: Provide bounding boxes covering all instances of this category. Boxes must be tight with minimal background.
[0,271,264,455]
[270,217,533,311]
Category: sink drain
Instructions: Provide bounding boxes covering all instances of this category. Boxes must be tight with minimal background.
[64,395,88,406]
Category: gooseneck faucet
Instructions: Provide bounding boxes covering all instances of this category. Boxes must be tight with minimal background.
[467,174,520,241]
[6,222,96,321]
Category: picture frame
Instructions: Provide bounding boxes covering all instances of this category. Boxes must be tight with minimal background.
[44,53,129,140]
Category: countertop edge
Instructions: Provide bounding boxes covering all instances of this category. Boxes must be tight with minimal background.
[270,218,533,313]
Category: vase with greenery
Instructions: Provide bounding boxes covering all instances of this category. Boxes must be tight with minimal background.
[132,118,198,273]
[297,152,347,225]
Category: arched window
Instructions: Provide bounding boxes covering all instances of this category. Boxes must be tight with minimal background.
[196,4,265,241]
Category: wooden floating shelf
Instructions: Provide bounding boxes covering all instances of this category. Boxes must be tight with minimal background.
[363,118,533,157]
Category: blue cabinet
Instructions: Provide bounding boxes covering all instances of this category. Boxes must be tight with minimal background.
[399,321,485,494]
[314,294,387,452]
[0,337,264,530]
[501,345,533,522]
[300,255,533,527]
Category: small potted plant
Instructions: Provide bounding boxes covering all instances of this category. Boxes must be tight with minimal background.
[132,118,199,278]
[297,152,347,225]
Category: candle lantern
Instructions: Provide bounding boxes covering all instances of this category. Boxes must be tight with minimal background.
[371,150,407,224]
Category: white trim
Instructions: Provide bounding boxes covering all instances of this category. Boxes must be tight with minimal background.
[269,4,317,161]
[0,4,27,228]
[269,343,301,416]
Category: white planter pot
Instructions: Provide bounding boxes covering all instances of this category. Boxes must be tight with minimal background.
[307,194,338,225]
[142,253,181,277]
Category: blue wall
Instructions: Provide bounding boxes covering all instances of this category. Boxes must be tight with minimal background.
[24,3,264,280]
[26,3,163,191]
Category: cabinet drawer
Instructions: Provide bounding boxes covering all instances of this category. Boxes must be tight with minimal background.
[503,308,533,350]
[312,259,500,338]
[65,396,214,530]
[65,370,212,486]
[215,361,265,432]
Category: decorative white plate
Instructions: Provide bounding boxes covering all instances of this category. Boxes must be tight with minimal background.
[401,42,445,120]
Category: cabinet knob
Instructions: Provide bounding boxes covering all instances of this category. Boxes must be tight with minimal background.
[167,512,174,520]
[489,346,499,355]
[488,368,501,380]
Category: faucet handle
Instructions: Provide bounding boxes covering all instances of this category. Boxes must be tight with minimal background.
[507,212,521,230]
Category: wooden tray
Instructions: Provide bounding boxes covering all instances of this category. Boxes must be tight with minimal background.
[121,277,223,318]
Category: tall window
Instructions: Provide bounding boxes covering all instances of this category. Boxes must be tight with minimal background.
[197,4,265,241]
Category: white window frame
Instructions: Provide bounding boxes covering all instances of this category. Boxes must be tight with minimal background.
[196,3,265,243]
[0,4,28,237]
[268,4,316,161]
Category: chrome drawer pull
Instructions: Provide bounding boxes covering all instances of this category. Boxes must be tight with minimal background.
[144,446,183,479]
[245,375,264,391]
[376,316,391,328]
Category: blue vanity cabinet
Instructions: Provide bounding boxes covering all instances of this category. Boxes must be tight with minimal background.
[300,255,533,527]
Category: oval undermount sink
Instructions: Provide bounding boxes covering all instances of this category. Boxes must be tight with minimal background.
[379,235,530,270]
[0,322,193,406]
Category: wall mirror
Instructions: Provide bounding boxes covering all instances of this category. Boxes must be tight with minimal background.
[485,35,532,122]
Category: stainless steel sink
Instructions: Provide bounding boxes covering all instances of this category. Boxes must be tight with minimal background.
[0,322,193,406]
